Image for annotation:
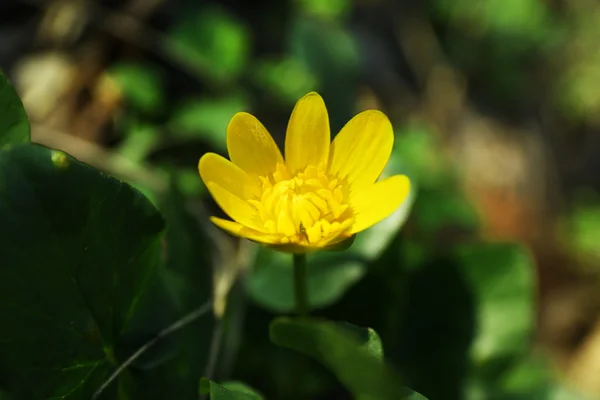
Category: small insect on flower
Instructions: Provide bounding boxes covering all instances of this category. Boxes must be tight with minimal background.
[198,92,410,253]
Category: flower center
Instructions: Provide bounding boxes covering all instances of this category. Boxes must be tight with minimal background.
[249,164,354,245]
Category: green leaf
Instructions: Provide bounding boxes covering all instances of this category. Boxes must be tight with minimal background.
[252,58,318,105]
[169,7,250,83]
[119,175,216,399]
[434,0,552,44]
[247,250,364,313]
[297,0,351,20]
[289,17,360,131]
[269,318,426,400]
[412,190,479,235]
[159,176,214,312]
[117,176,217,398]
[117,120,161,162]
[333,322,384,362]
[199,378,264,400]
[393,126,449,190]
[0,144,165,399]
[246,144,415,313]
[396,242,534,399]
[0,72,30,147]
[454,243,535,367]
[563,202,600,263]
[405,391,430,400]
[108,63,164,114]
[168,95,249,150]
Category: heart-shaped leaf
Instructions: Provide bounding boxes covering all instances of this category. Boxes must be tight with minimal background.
[0,144,165,399]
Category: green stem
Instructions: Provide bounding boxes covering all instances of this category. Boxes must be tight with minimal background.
[293,253,309,317]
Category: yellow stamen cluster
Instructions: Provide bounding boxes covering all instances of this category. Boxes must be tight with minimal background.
[248,165,354,245]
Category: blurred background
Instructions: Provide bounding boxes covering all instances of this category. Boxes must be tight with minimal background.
[3,0,600,398]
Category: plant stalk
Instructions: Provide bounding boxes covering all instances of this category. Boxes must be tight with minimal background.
[293,253,309,317]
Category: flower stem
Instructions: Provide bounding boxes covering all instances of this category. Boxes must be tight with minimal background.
[293,253,309,317]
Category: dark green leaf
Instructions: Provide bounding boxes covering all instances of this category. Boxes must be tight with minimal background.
[0,72,30,147]
[200,378,264,400]
[124,176,216,399]
[270,318,426,400]
[396,242,534,399]
[412,190,478,235]
[0,144,165,399]
[159,176,214,312]
[289,17,359,131]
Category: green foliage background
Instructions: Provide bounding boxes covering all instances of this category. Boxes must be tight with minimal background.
[1,0,599,399]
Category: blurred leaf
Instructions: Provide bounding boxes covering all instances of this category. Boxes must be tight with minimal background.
[0,72,29,147]
[200,378,264,400]
[555,8,600,122]
[118,120,161,162]
[170,8,250,83]
[168,95,249,150]
[396,242,534,399]
[435,0,552,45]
[494,355,554,397]
[174,167,207,197]
[563,202,600,263]
[548,386,590,400]
[289,18,360,131]
[296,0,351,20]
[108,63,164,114]
[559,62,600,122]
[253,58,317,105]
[248,250,364,313]
[412,190,479,235]
[247,145,414,312]
[454,243,534,367]
[0,144,165,399]
[394,126,448,189]
[269,318,427,400]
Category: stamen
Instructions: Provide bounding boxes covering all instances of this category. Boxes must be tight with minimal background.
[253,163,354,245]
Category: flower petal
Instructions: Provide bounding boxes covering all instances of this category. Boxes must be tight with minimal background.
[328,110,393,193]
[349,174,410,234]
[227,112,284,177]
[199,152,260,200]
[206,182,264,231]
[211,217,278,244]
[285,92,330,174]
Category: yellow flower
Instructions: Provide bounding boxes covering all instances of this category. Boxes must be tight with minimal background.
[198,92,410,253]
